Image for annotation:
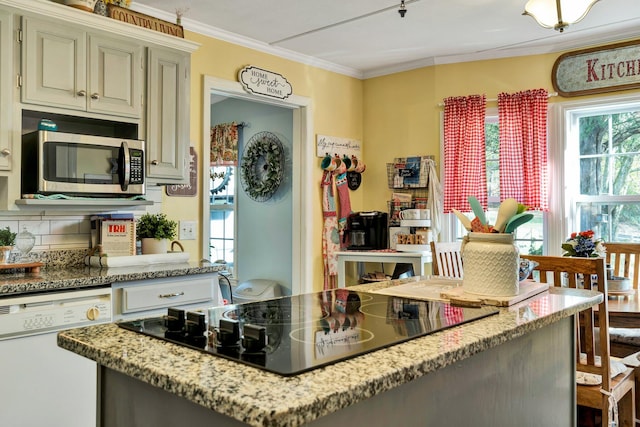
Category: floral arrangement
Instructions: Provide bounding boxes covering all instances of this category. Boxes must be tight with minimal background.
[103,0,131,7]
[562,230,606,258]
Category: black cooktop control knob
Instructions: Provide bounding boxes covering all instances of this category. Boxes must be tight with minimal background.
[217,318,240,346]
[165,307,186,342]
[185,311,207,348]
[241,324,267,352]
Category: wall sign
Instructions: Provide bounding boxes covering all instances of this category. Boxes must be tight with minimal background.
[166,147,197,197]
[316,135,362,158]
[108,5,184,38]
[552,39,640,97]
[238,66,293,100]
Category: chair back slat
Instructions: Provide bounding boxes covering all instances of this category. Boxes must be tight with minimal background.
[520,255,611,391]
[604,242,640,291]
[430,241,463,278]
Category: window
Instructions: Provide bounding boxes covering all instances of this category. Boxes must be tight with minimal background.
[210,165,235,265]
[566,100,640,243]
[452,115,544,255]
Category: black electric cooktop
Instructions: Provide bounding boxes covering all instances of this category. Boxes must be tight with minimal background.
[117,289,499,376]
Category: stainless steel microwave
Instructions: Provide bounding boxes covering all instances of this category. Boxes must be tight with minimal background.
[22,131,145,197]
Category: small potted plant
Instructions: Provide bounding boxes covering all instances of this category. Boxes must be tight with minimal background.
[136,213,177,254]
[0,226,16,263]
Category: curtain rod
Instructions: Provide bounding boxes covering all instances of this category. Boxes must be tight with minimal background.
[437,91,558,107]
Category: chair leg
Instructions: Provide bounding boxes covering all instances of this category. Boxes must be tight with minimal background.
[619,387,635,427]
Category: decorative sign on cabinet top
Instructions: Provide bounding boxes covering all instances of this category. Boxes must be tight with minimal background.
[238,66,293,100]
[108,5,184,38]
[552,40,640,97]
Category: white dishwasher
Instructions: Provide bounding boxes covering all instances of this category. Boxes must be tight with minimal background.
[0,287,112,427]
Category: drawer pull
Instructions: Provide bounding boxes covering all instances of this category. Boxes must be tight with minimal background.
[159,291,185,299]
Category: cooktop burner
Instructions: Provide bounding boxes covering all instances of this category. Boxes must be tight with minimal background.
[117,289,499,376]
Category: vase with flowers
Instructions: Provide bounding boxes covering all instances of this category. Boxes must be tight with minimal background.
[562,230,606,258]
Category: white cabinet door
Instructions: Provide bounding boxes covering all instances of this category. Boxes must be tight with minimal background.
[146,47,190,182]
[21,16,86,111]
[88,34,143,118]
[21,17,143,119]
[0,10,12,170]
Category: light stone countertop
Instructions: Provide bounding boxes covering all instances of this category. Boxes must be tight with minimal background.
[0,261,225,296]
[57,277,602,427]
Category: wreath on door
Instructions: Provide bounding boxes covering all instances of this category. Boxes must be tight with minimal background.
[240,131,285,202]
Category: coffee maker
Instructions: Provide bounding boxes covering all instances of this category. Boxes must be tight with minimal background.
[344,211,388,250]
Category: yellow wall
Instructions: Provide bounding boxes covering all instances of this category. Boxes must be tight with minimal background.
[162,31,364,289]
[362,53,560,213]
[163,28,639,291]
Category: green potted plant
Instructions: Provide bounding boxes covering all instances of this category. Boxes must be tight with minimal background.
[136,213,177,254]
[0,226,16,263]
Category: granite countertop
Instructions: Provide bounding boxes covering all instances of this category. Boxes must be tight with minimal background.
[0,261,226,296]
[57,278,602,427]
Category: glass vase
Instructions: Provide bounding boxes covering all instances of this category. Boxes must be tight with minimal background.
[15,227,35,261]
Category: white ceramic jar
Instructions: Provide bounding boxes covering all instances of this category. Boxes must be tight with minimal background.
[462,232,520,297]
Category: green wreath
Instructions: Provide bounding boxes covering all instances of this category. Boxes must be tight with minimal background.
[240,132,284,202]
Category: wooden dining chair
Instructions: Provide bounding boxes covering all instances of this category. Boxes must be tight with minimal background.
[430,241,463,278]
[603,243,640,361]
[521,254,636,427]
[605,242,640,294]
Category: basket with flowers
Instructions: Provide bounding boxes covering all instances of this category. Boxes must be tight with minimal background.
[562,230,606,258]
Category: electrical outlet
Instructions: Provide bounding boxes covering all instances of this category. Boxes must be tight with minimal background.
[179,221,196,240]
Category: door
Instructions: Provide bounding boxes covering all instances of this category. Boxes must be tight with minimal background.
[0,10,12,170]
[202,76,314,295]
[21,16,86,111]
[146,46,189,182]
[88,34,143,118]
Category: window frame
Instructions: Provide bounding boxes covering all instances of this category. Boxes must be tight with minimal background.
[560,94,640,246]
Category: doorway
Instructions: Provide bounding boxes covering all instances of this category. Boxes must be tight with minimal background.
[201,76,314,295]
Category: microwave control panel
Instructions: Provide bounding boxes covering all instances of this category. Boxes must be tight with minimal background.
[130,149,144,184]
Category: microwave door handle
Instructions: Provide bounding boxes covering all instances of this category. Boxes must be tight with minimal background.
[120,141,131,191]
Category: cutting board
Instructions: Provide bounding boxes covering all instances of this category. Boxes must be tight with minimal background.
[440,280,549,307]
[84,252,190,268]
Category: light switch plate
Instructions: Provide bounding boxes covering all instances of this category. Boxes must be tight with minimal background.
[179,221,196,240]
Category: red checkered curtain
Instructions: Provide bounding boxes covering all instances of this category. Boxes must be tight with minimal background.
[210,122,239,166]
[443,95,487,213]
[498,89,549,211]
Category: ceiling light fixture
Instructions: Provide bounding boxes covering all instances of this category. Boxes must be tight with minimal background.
[523,0,600,32]
[398,0,407,18]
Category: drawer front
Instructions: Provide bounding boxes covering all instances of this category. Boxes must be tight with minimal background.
[121,277,213,314]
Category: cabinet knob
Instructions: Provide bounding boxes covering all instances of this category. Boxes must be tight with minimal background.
[86,306,100,321]
[151,160,159,165]
[90,93,100,100]
[77,90,86,97]
[0,148,10,156]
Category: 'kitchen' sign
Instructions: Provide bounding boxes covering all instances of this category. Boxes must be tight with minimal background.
[238,66,293,100]
[553,40,640,97]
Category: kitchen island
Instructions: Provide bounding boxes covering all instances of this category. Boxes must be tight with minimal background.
[58,278,600,427]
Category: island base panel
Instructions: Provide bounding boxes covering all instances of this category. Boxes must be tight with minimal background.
[98,317,574,427]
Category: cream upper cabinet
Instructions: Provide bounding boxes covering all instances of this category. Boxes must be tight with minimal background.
[0,10,12,170]
[145,46,190,183]
[20,16,143,119]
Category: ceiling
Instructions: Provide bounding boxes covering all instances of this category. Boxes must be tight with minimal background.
[130,0,640,78]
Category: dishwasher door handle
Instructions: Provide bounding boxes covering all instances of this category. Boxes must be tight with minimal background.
[158,291,185,299]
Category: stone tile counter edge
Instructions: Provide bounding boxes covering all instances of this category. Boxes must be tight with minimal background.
[0,262,226,295]
[57,279,602,427]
